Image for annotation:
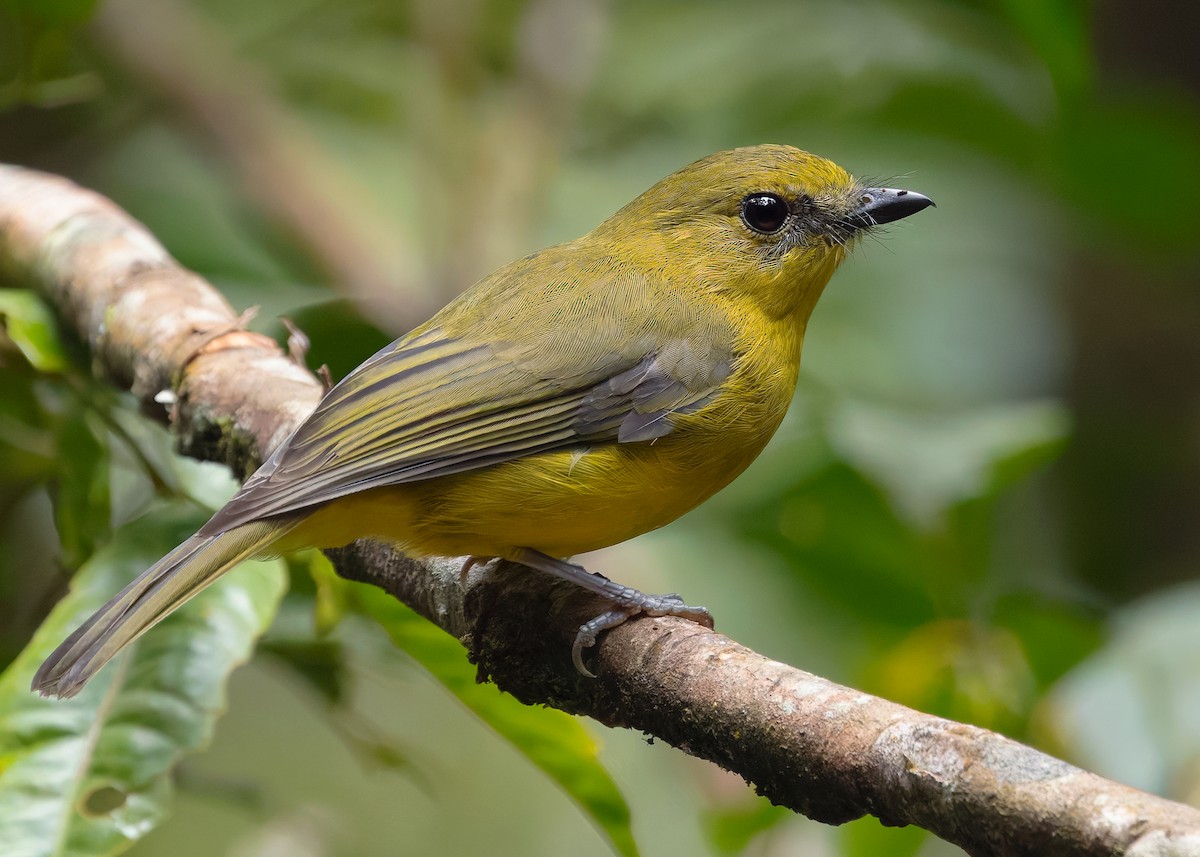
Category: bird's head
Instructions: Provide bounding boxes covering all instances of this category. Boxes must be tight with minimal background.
[594,144,933,319]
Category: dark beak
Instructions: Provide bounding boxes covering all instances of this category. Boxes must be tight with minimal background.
[847,187,935,229]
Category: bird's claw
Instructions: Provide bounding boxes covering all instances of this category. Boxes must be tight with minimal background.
[571,596,714,678]
[506,547,714,678]
[459,555,493,586]
[636,593,714,629]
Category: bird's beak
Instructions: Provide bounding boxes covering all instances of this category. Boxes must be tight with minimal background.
[847,187,935,229]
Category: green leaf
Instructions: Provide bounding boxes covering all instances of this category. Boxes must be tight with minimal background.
[49,408,110,570]
[1,0,97,25]
[862,619,1035,733]
[995,0,1093,102]
[994,594,1102,691]
[273,300,392,383]
[828,398,1069,527]
[304,550,351,637]
[0,290,68,374]
[0,503,286,857]
[1046,581,1200,796]
[839,814,927,857]
[702,800,788,856]
[740,461,938,627]
[352,579,640,857]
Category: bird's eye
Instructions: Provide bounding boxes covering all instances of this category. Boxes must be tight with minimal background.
[740,194,790,234]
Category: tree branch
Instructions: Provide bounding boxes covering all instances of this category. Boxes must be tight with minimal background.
[2,164,1198,857]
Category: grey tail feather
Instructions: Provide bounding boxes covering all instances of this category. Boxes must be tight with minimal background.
[31,520,287,699]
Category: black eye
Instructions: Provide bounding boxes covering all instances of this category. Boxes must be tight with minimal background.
[740,193,789,234]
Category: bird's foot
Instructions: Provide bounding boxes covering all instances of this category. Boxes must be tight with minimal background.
[509,547,713,677]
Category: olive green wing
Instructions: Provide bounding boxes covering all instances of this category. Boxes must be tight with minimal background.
[198,324,731,535]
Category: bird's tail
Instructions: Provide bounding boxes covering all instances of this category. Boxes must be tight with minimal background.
[32,520,288,699]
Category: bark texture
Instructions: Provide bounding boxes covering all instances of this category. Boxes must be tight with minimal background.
[3,164,1199,857]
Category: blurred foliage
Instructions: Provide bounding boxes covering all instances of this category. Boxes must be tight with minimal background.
[0,503,284,857]
[354,578,639,857]
[1,0,1199,855]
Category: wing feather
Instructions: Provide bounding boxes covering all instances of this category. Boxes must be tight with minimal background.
[199,326,731,537]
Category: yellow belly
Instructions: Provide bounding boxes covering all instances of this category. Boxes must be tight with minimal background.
[281,316,803,560]
[414,426,770,557]
[287,419,768,559]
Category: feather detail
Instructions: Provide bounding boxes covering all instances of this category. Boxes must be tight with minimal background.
[200,327,733,536]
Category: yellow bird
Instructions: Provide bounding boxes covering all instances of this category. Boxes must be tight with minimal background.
[34,144,932,697]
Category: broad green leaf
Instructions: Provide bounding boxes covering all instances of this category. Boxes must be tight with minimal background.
[351,578,640,857]
[0,291,68,373]
[0,503,286,857]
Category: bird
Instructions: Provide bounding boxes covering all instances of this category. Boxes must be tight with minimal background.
[33,144,933,697]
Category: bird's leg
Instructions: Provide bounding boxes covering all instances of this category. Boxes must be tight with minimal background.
[509,547,714,677]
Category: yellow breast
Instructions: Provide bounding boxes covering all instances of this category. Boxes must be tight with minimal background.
[291,310,805,560]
